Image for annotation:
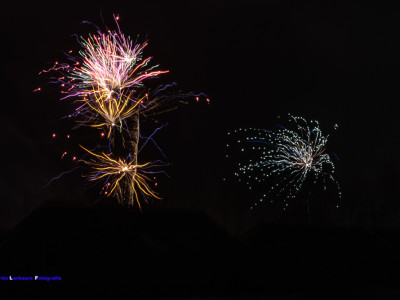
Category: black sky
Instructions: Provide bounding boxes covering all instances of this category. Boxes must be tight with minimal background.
[1,0,400,233]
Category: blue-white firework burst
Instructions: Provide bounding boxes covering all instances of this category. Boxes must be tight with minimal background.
[226,114,341,211]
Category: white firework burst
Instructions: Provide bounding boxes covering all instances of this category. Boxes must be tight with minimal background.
[227,114,341,211]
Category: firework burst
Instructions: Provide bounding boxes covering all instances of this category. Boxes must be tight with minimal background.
[74,86,143,138]
[40,15,168,102]
[39,15,208,135]
[227,114,341,211]
[80,145,162,209]
[41,14,209,207]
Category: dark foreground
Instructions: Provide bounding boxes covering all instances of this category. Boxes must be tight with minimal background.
[1,204,400,299]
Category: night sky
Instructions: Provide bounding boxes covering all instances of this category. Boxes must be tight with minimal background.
[2,0,400,234]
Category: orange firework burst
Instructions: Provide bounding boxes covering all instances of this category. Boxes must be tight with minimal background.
[80,145,161,209]
[76,86,144,138]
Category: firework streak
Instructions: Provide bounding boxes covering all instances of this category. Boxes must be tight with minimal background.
[226,115,341,211]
